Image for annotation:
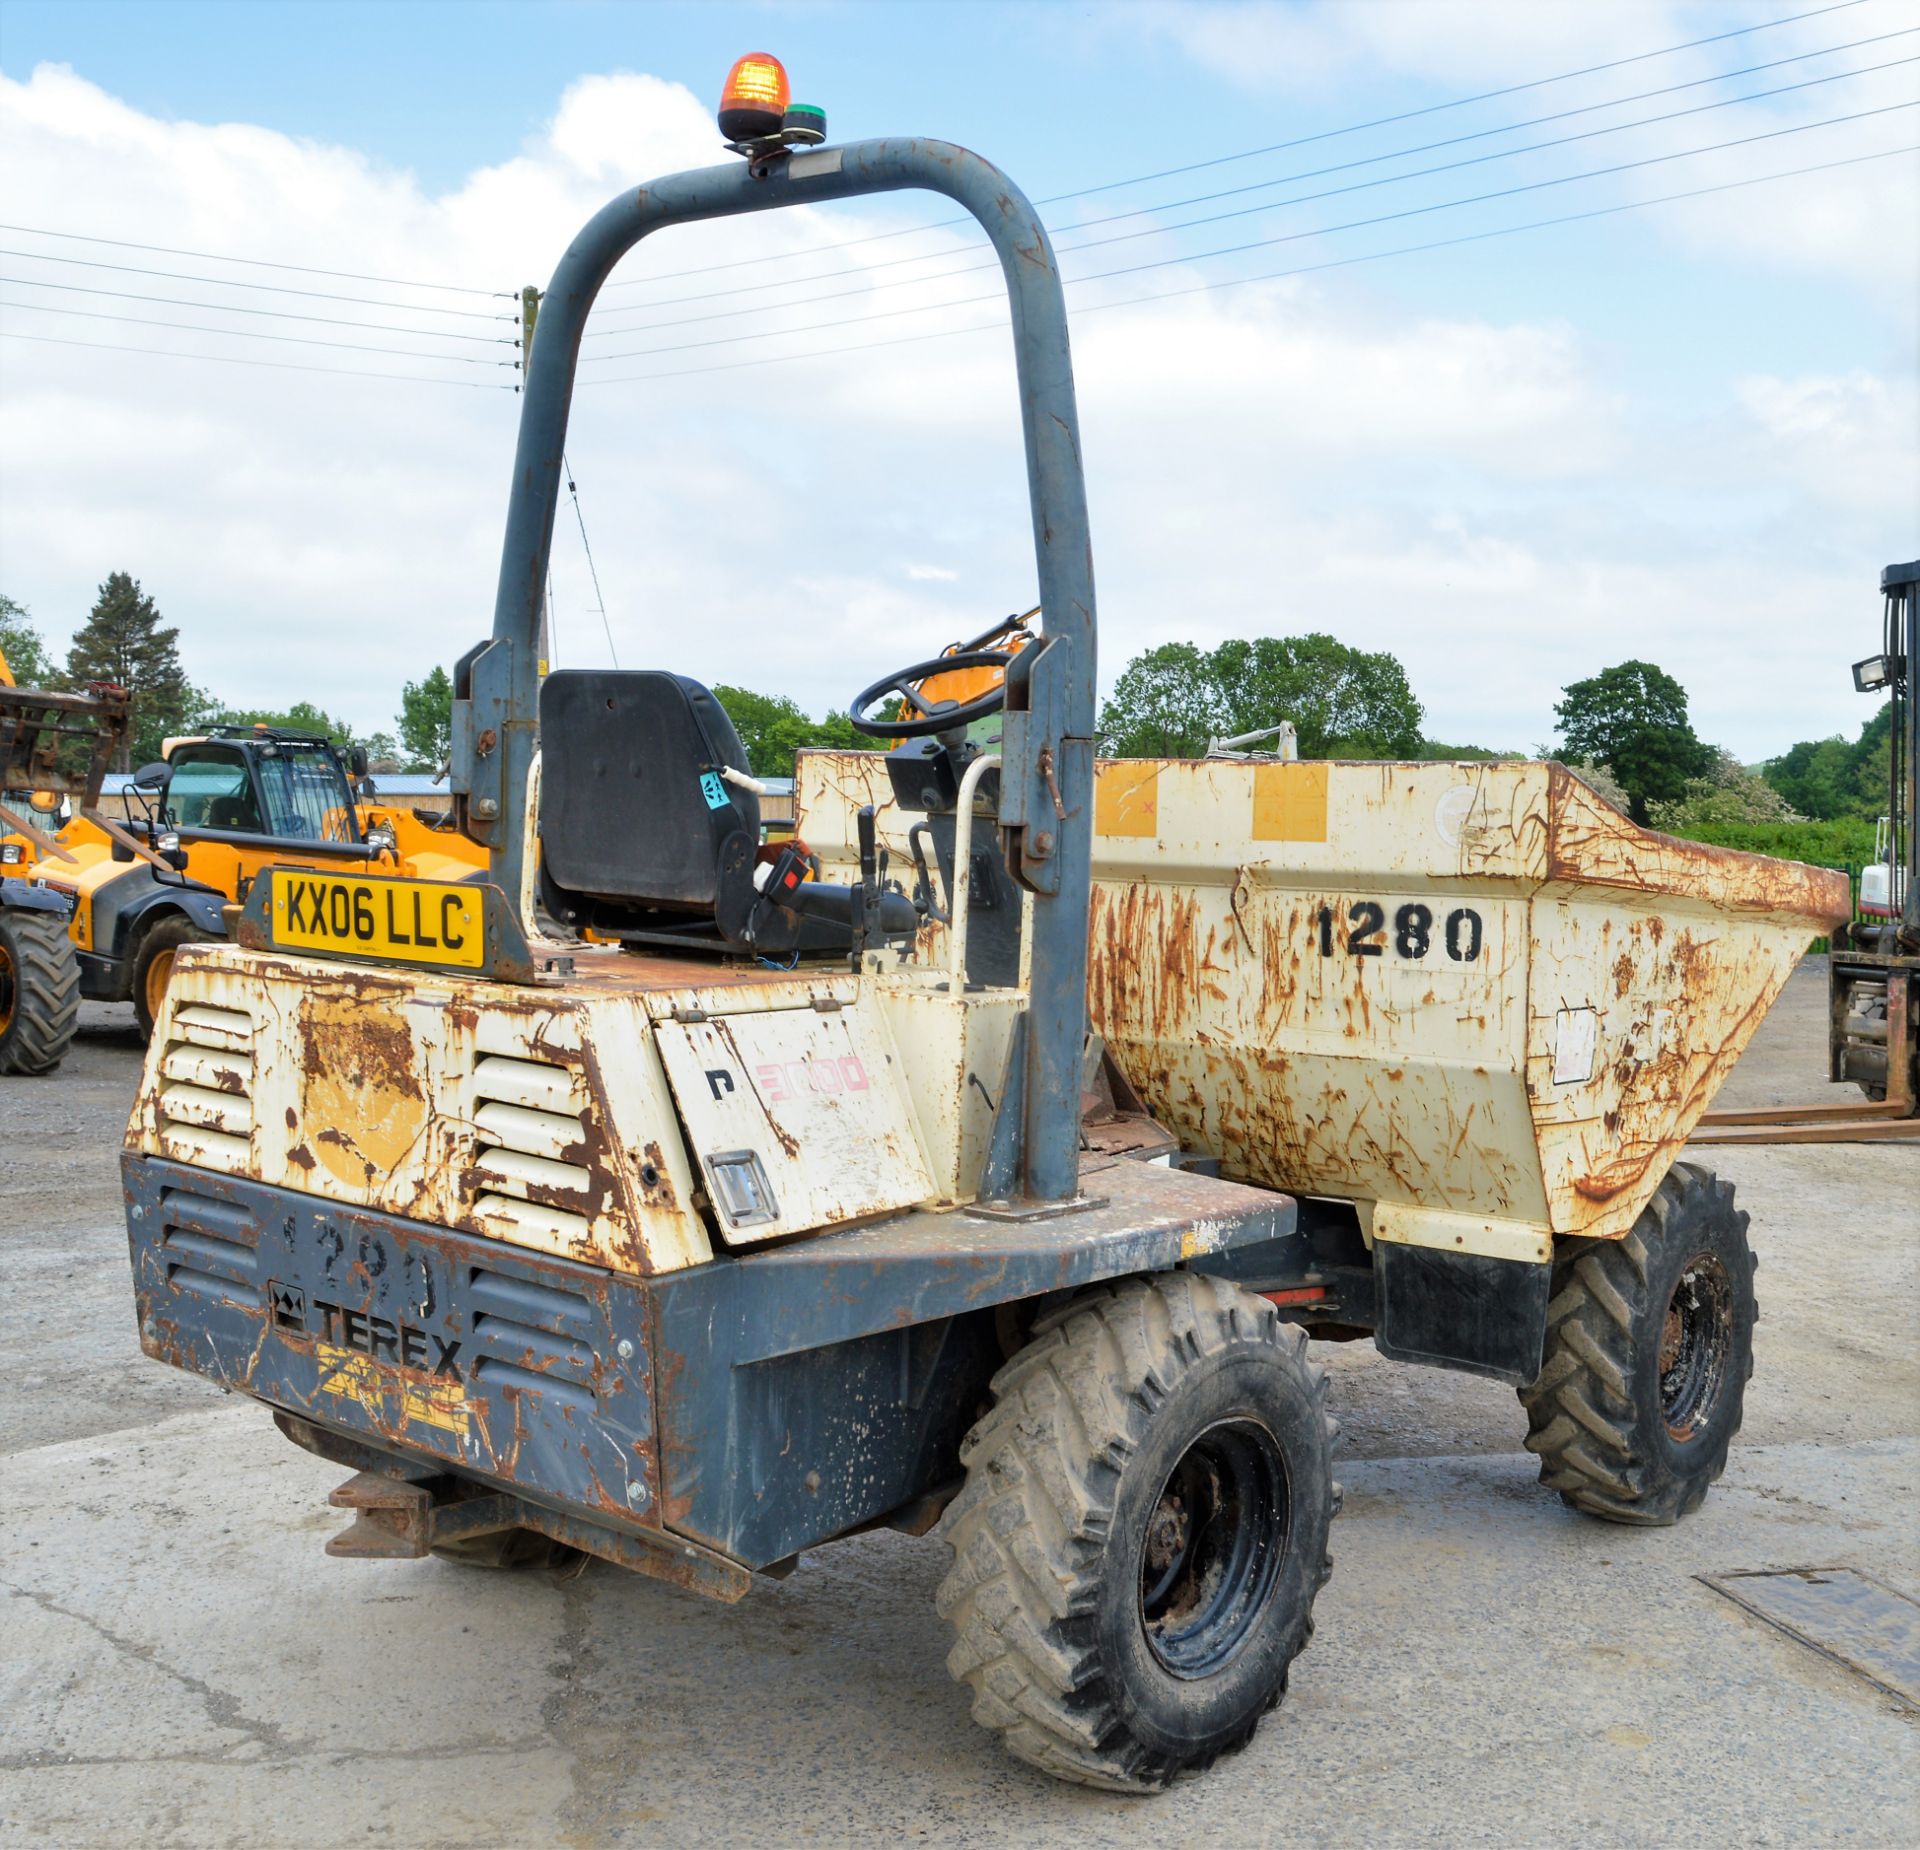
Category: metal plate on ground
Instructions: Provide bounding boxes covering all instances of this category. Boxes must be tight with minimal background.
[1702,1567,1920,1706]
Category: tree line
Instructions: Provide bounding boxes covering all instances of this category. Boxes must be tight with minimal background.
[2,577,455,773]
[2,576,1888,852]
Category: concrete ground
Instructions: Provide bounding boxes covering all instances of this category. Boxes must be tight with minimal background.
[2,962,1915,1848]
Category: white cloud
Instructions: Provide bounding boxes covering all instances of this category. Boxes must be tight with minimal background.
[0,54,1911,765]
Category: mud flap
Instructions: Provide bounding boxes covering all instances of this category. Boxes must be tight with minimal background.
[1373,1241,1551,1385]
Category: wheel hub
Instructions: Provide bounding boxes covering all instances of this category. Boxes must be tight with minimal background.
[1660,1254,1734,1441]
[1138,1418,1288,1679]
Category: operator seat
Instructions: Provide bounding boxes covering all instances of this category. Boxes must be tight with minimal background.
[538,670,760,949]
[538,670,919,958]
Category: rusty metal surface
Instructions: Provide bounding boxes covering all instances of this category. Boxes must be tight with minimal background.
[130,943,717,1276]
[127,1153,665,1540]
[795,753,1847,1260]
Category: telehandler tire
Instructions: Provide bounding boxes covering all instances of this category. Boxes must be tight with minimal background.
[937,1272,1340,1792]
[0,907,79,1075]
[133,915,216,1040]
[1520,1161,1755,1526]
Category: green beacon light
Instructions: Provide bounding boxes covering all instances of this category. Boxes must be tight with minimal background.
[782,104,827,147]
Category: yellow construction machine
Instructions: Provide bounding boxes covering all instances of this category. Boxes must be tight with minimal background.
[119,57,1850,1792]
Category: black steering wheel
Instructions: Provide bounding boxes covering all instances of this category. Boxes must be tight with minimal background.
[847,649,1015,740]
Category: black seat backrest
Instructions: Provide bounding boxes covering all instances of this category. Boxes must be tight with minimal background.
[539,671,759,921]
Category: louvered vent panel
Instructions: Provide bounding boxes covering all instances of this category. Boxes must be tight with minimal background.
[157,1003,254,1169]
[158,1187,261,1307]
[469,1054,593,1243]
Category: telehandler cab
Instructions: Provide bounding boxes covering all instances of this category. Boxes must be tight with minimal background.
[122,58,1848,1790]
[16,721,484,1043]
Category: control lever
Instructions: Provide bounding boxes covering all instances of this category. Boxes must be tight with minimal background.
[850,804,879,971]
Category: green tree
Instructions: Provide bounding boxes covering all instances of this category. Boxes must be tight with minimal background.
[64,572,199,768]
[211,700,357,743]
[1647,749,1800,832]
[396,667,454,771]
[1098,634,1423,760]
[1765,701,1893,821]
[1,594,56,687]
[711,685,877,778]
[1210,633,1423,758]
[1552,660,1711,823]
[1097,643,1222,757]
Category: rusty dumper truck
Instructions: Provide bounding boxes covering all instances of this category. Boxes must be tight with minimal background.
[122,59,1847,1790]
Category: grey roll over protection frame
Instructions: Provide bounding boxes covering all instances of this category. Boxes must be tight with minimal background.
[454,140,1098,1204]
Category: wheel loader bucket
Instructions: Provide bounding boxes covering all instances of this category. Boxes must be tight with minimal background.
[794,754,1849,1261]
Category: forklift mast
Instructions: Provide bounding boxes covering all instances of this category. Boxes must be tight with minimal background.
[449,141,1097,1203]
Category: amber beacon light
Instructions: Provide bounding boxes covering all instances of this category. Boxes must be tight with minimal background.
[718,53,826,157]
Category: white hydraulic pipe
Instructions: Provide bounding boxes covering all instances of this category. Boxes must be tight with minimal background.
[948,753,1001,983]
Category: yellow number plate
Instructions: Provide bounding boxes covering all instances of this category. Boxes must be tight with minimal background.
[269,870,485,968]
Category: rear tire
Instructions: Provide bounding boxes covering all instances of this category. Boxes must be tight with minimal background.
[936,1272,1340,1791]
[0,907,79,1075]
[1520,1162,1755,1526]
[133,915,216,1040]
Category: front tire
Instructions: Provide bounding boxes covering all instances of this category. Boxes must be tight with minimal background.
[937,1273,1340,1791]
[133,915,216,1040]
[0,907,79,1075]
[1520,1162,1755,1526]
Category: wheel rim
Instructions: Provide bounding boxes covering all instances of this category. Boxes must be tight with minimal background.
[144,946,175,1023]
[0,938,15,1036]
[1659,1254,1734,1441]
[1138,1418,1288,1679]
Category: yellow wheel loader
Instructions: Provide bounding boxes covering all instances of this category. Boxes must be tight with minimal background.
[1,663,131,1073]
[121,59,1847,1790]
[22,723,485,1041]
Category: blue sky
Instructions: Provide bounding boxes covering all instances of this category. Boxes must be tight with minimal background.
[1,2,1915,755]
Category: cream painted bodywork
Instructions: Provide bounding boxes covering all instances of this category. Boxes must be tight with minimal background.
[794,752,1848,1266]
[127,941,1028,1278]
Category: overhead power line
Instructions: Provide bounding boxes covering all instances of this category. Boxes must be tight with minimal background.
[0,248,513,319]
[0,222,505,297]
[586,27,1918,328]
[562,454,620,668]
[580,99,1920,366]
[597,0,1879,291]
[0,328,517,389]
[581,141,1917,388]
[0,275,518,344]
[583,50,1920,343]
[0,298,521,366]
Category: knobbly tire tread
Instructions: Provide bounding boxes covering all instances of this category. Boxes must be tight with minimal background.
[132,914,217,1041]
[1519,1161,1755,1526]
[0,908,80,1075]
[935,1272,1341,1791]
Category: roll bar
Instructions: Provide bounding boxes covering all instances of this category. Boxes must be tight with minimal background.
[452,139,1097,1202]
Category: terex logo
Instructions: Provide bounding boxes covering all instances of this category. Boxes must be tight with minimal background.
[311,1297,462,1378]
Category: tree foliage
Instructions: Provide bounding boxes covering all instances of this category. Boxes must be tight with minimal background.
[64,572,202,768]
[1647,748,1800,832]
[1097,633,1423,759]
[711,685,875,778]
[396,667,454,771]
[1552,659,1711,823]
[1763,701,1890,821]
[1,594,56,688]
[210,700,357,743]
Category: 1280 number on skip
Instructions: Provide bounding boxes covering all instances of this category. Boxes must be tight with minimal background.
[1315,901,1483,962]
